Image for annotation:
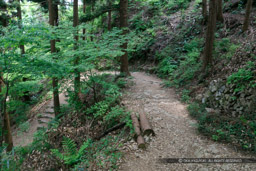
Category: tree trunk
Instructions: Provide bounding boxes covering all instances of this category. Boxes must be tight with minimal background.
[216,0,224,22]
[202,0,207,23]
[83,0,86,40]
[17,0,25,54]
[49,0,60,115]
[108,11,112,31]
[17,0,31,103]
[119,0,130,76]
[2,82,13,152]
[242,0,253,32]
[203,0,217,70]
[108,1,112,31]
[73,0,80,97]
[0,0,8,27]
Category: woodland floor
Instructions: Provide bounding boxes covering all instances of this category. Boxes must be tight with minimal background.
[11,72,256,171]
[119,72,256,171]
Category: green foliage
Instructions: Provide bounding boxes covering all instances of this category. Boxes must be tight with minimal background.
[157,57,178,78]
[188,102,256,153]
[51,137,92,166]
[0,149,19,171]
[181,89,190,102]
[164,0,191,14]
[171,38,203,87]
[30,129,52,152]
[17,122,30,136]
[74,135,123,170]
[227,61,256,92]
[128,30,155,60]
[130,11,153,32]
[215,38,239,59]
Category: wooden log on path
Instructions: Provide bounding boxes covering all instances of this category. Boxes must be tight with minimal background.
[131,113,146,149]
[139,110,155,136]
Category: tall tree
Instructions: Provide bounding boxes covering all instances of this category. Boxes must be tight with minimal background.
[202,0,207,23]
[203,0,217,70]
[0,0,8,27]
[119,0,130,76]
[83,0,86,40]
[0,0,13,152]
[49,0,60,115]
[73,0,80,96]
[108,0,112,31]
[242,0,253,32]
[16,0,25,54]
[1,79,14,152]
[216,0,224,22]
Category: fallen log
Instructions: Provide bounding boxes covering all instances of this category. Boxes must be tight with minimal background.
[139,110,155,136]
[95,122,125,140]
[131,114,141,139]
[131,114,146,149]
[137,135,146,149]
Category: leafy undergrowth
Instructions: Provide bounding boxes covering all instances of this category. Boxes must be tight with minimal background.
[188,103,256,152]
[1,73,133,170]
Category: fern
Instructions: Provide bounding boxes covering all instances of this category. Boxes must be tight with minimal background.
[62,137,77,156]
[51,138,92,165]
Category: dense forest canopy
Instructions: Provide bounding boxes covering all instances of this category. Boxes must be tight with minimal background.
[0,0,255,170]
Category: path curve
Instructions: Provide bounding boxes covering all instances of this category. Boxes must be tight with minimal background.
[120,72,255,171]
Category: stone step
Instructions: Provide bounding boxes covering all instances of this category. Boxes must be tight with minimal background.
[38,113,54,119]
[45,108,54,114]
[38,118,51,124]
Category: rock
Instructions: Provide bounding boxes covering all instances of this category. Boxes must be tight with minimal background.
[210,85,217,93]
[202,97,206,104]
[196,94,203,101]
[194,149,204,158]
[219,85,226,93]
[198,168,209,171]
[208,144,219,154]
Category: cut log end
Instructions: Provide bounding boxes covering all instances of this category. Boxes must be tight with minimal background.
[137,135,146,149]
[143,129,155,136]
[139,111,155,136]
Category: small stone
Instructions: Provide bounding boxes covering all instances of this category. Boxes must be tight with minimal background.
[208,144,219,154]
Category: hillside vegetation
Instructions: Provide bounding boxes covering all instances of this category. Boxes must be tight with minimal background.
[0,0,255,170]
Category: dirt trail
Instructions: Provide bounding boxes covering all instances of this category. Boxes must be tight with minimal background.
[120,72,255,171]
[12,93,68,147]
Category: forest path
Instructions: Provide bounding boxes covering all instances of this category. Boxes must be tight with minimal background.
[12,92,68,147]
[120,72,255,171]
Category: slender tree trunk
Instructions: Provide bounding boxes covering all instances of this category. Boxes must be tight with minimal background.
[49,0,60,115]
[119,0,130,76]
[73,0,80,97]
[216,0,224,22]
[0,75,5,153]
[203,0,217,70]
[17,0,25,54]
[0,1,8,157]
[90,4,94,42]
[2,82,13,152]
[202,0,207,23]
[242,0,253,32]
[108,1,112,31]
[17,0,31,102]
[108,11,112,31]
[83,0,86,40]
